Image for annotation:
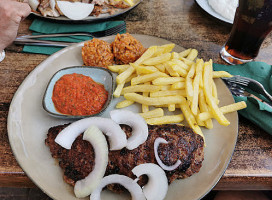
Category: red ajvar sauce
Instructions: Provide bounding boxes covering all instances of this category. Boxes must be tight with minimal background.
[52,73,108,116]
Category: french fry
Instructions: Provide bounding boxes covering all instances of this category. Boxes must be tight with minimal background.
[135,46,157,65]
[125,73,137,83]
[186,49,198,61]
[135,65,159,75]
[124,93,184,105]
[171,52,180,59]
[187,63,196,78]
[171,81,185,90]
[165,61,180,77]
[220,101,247,115]
[153,44,175,56]
[203,60,230,126]
[142,82,150,113]
[198,101,247,121]
[116,100,135,108]
[123,0,135,6]
[122,85,162,94]
[131,71,167,85]
[199,89,213,129]
[150,90,186,97]
[108,64,129,73]
[142,53,171,65]
[185,63,195,104]
[139,108,164,119]
[160,43,175,53]
[179,48,192,58]
[212,80,219,104]
[180,57,194,66]
[154,63,166,72]
[212,71,233,78]
[171,63,188,77]
[109,43,243,140]
[191,59,204,115]
[152,77,184,85]
[171,59,190,71]
[113,82,125,98]
[160,85,172,91]
[168,104,176,112]
[186,76,194,104]
[116,65,135,84]
[179,97,204,138]
[196,107,205,126]
[146,114,184,125]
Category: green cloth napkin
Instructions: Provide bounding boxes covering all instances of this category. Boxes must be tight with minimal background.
[22,19,126,55]
[213,61,272,135]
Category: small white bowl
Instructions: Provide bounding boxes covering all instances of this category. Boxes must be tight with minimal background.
[42,66,114,119]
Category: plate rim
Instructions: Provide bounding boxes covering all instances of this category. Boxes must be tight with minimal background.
[7,34,238,200]
[195,0,233,24]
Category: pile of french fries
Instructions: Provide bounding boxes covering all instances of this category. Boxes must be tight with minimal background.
[108,44,246,138]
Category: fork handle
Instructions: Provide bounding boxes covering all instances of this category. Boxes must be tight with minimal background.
[248,93,272,109]
[14,38,75,47]
[259,89,272,103]
[16,33,93,39]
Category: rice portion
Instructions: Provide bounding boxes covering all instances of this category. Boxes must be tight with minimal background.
[82,38,114,68]
[111,33,146,64]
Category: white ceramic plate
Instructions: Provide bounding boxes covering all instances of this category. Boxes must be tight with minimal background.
[195,0,233,24]
[31,0,141,22]
[8,34,238,200]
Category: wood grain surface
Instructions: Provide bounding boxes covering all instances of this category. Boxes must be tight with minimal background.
[0,0,272,191]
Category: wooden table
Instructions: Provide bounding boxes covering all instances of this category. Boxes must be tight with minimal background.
[1,0,272,192]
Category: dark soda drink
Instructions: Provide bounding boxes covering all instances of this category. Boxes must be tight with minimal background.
[221,0,272,64]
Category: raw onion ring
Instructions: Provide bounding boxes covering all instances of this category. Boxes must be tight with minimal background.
[55,117,127,150]
[154,137,181,171]
[110,109,148,150]
[132,163,168,200]
[90,174,146,200]
[74,126,108,198]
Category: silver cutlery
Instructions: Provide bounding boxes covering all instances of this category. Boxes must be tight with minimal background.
[223,79,272,109]
[222,75,272,103]
[14,22,126,47]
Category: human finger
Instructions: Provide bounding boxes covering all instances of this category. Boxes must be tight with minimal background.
[17,2,31,19]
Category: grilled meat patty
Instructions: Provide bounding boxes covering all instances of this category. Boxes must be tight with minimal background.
[45,123,204,191]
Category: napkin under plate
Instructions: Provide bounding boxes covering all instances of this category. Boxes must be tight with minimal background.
[22,19,126,55]
[213,61,272,135]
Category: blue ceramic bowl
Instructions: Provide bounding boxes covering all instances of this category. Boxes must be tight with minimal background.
[42,66,114,119]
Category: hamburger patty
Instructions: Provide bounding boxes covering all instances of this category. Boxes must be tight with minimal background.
[45,124,204,191]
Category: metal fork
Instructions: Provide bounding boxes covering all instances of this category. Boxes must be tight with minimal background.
[222,75,272,103]
[14,22,126,47]
[223,79,272,108]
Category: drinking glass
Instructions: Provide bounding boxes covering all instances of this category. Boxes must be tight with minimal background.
[220,0,272,65]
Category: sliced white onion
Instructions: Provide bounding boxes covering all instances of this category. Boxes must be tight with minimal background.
[74,126,108,198]
[154,138,181,171]
[110,109,148,150]
[132,163,168,200]
[57,1,94,20]
[50,0,55,10]
[49,0,60,17]
[55,117,127,150]
[28,0,39,11]
[90,174,146,200]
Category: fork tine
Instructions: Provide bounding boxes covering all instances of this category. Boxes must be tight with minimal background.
[223,79,245,96]
[104,23,126,36]
[226,76,250,86]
